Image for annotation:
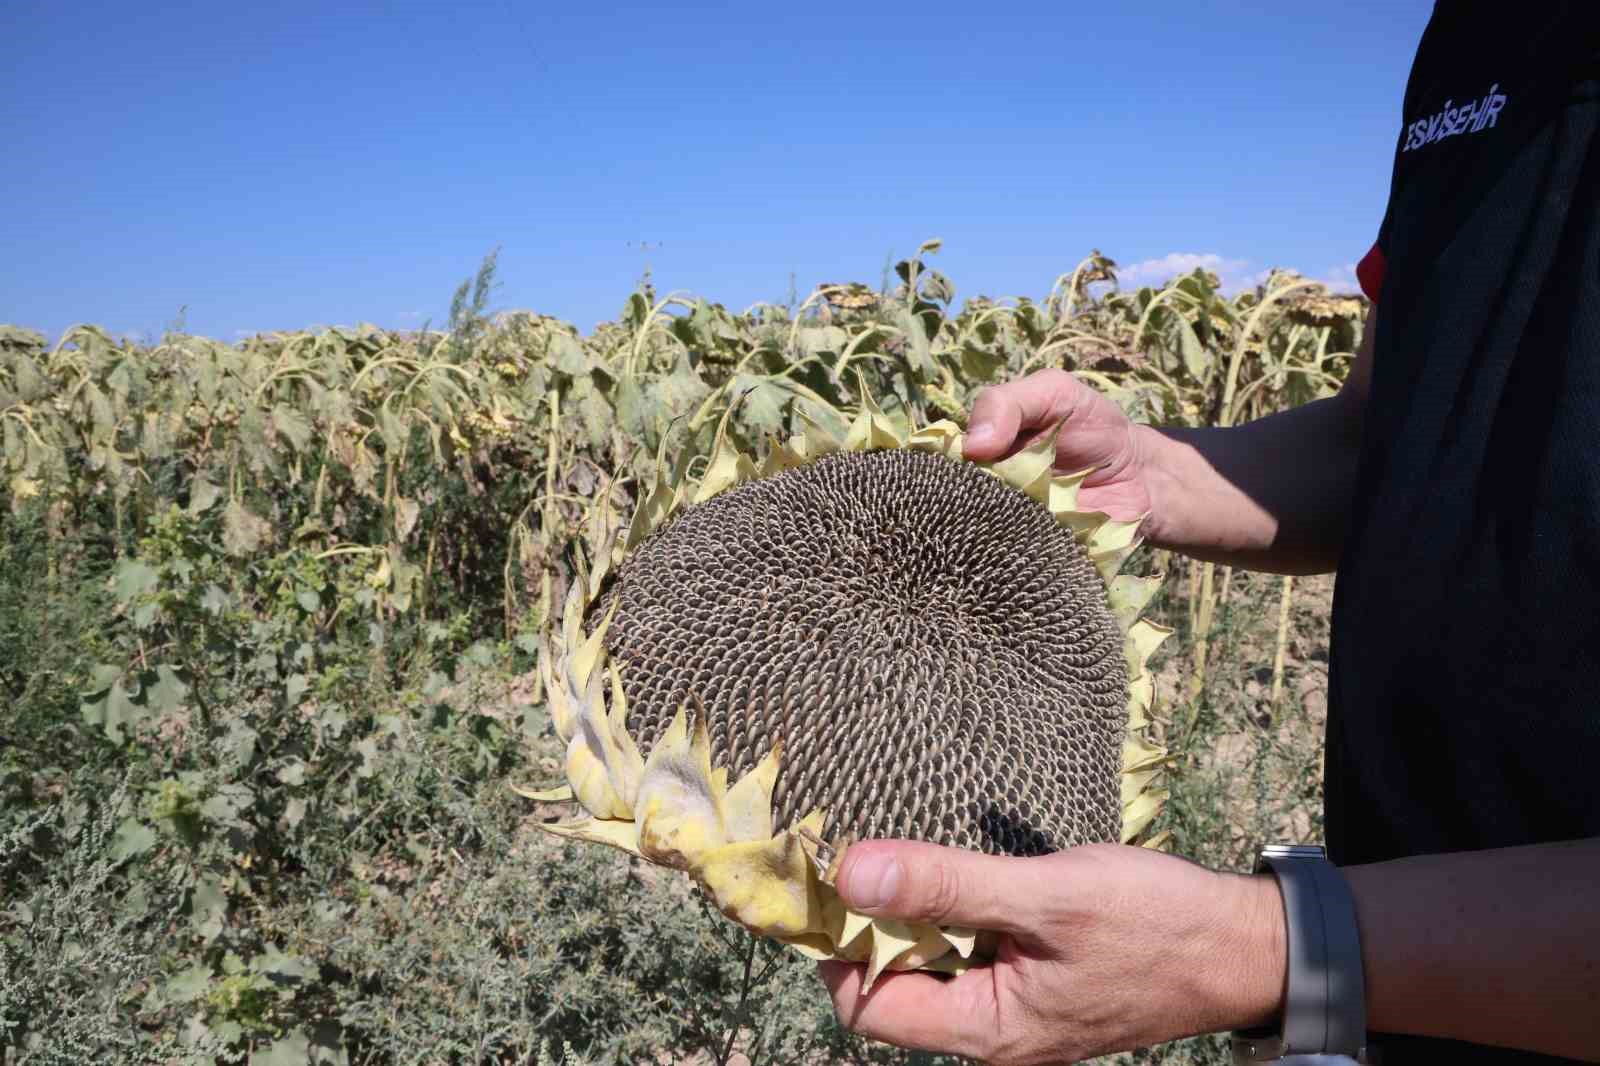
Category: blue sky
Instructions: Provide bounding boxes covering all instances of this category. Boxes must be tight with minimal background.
[3,2,1432,343]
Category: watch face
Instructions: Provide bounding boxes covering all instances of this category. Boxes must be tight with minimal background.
[1262,843,1326,860]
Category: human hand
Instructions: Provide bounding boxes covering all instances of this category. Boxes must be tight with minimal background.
[816,840,1286,1065]
[964,369,1153,527]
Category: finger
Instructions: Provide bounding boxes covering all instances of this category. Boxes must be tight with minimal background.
[964,369,1084,460]
[816,960,997,1059]
[835,839,1052,934]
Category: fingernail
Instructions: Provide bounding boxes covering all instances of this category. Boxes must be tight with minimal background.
[844,854,900,911]
[966,423,994,447]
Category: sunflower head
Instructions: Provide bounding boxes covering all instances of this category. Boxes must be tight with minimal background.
[520,386,1172,985]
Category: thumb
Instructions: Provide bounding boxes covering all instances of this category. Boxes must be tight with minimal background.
[963,368,1086,463]
[834,840,1050,935]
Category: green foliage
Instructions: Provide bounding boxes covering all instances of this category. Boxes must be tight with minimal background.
[0,248,1359,1064]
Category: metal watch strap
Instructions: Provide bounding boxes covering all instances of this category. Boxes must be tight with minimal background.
[1230,844,1369,1063]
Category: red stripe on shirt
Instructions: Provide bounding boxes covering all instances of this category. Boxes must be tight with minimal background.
[1356,242,1386,303]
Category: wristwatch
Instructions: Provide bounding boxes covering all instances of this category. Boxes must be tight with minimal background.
[1230,844,1372,1064]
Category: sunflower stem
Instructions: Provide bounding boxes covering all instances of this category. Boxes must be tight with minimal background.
[1216,564,1235,606]
[1269,574,1295,724]
[1186,560,1216,709]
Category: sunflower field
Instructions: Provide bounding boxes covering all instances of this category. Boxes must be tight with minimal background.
[0,243,1363,1065]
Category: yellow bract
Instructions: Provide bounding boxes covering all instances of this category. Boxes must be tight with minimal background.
[520,392,1174,985]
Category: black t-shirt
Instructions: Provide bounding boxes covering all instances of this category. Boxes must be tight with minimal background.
[1327,2,1600,1063]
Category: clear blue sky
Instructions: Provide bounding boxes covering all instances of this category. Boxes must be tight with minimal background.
[3,1,1432,343]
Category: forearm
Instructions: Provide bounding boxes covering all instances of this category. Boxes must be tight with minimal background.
[1343,838,1600,1059]
[1137,394,1363,574]
[1226,838,1600,1061]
